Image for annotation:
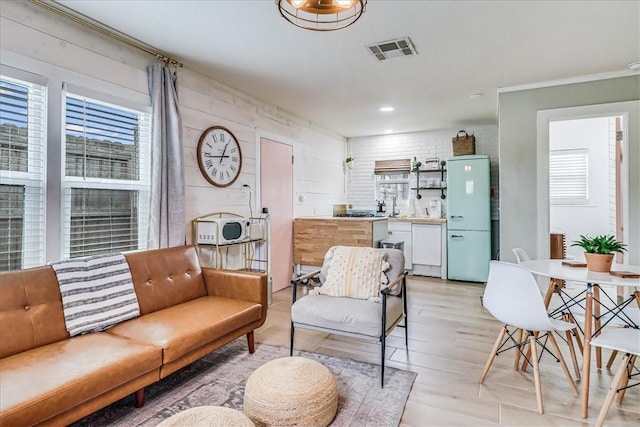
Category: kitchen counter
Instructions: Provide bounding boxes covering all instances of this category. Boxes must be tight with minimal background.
[389,217,446,224]
[293,217,388,267]
[297,216,388,221]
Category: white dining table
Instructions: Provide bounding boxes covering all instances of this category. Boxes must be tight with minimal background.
[520,259,640,418]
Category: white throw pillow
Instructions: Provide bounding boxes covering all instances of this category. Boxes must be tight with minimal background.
[320,246,389,300]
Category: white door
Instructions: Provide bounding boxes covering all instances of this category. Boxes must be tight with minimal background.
[260,137,293,293]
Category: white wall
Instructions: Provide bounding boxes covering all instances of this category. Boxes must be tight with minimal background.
[499,78,640,265]
[549,117,614,260]
[0,1,346,257]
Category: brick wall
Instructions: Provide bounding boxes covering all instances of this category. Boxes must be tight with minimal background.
[347,125,499,220]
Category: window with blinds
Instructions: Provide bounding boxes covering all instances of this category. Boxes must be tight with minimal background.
[62,91,150,258]
[0,76,46,271]
[549,148,589,205]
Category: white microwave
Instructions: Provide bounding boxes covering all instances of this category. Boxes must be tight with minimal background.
[196,218,251,245]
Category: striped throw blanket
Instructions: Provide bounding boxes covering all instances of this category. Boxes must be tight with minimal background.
[51,253,140,337]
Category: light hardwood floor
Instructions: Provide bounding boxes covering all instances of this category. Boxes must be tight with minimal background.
[253,275,639,426]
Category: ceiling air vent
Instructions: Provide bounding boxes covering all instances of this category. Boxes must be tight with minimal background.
[367,37,417,61]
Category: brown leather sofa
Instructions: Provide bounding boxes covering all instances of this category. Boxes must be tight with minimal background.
[0,245,268,426]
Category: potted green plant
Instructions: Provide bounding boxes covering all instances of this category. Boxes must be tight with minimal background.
[571,234,627,272]
[345,157,355,169]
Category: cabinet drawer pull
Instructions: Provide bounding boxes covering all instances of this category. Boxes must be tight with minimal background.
[450,215,464,219]
[451,235,464,239]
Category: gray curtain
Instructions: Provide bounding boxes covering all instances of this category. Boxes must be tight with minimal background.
[147,62,185,249]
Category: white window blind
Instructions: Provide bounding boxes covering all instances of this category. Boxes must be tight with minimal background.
[62,90,150,258]
[549,149,588,205]
[0,75,47,271]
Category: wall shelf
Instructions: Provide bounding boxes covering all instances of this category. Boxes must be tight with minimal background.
[412,160,447,200]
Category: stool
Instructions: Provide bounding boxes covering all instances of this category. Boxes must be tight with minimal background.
[157,406,255,427]
[380,238,404,251]
[244,357,338,427]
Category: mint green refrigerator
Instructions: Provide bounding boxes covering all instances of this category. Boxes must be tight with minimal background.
[446,155,491,282]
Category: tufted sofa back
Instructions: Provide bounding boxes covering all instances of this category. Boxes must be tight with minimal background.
[0,267,70,359]
[0,245,209,359]
[124,245,207,315]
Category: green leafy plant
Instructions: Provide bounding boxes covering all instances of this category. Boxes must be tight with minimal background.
[345,157,355,163]
[571,234,627,255]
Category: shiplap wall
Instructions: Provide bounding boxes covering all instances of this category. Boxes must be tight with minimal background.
[0,1,347,250]
[347,125,500,220]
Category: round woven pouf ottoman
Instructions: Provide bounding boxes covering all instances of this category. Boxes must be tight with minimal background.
[157,406,255,427]
[244,356,338,427]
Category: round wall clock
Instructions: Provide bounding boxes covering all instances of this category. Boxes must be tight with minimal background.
[197,126,243,187]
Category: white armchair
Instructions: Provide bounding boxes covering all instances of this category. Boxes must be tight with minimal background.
[289,246,408,387]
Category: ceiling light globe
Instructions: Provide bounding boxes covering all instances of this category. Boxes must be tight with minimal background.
[277,0,367,31]
[333,0,355,8]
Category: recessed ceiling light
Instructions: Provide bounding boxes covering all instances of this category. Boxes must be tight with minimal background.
[469,93,484,99]
[379,106,394,112]
[628,60,640,71]
[384,129,393,134]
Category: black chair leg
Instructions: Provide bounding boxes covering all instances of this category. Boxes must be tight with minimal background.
[289,322,295,356]
[405,317,409,348]
[381,333,386,388]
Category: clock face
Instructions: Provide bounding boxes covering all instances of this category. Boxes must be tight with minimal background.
[197,126,242,187]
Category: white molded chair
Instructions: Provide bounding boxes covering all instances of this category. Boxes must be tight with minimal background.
[589,328,640,427]
[512,247,531,264]
[512,247,584,378]
[480,261,579,414]
[289,247,408,388]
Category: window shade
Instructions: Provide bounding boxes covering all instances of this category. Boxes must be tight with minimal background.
[0,76,46,271]
[62,91,150,259]
[549,149,588,205]
[374,159,411,174]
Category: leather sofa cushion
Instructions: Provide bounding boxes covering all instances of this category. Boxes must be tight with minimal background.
[0,266,69,359]
[125,246,208,315]
[108,296,262,364]
[0,333,161,427]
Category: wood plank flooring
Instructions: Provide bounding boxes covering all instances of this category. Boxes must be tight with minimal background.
[254,275,639,426]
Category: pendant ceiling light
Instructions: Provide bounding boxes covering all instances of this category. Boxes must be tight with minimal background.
[276,0,367,31]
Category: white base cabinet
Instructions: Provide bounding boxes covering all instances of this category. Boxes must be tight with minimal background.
[412,223,447,279]
[387,220,447,278]
[387,221,412,270]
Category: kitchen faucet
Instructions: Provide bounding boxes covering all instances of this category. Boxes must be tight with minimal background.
[390,195,399,217]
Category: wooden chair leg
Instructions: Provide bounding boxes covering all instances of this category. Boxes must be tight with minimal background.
[595,354,631,427]
[615,354,636,405]
[529,334,544,414]
[548,332,578,396]
[521,331,539,372]
[606,350,619,369]
[565,329,581,380]
[594,287,602,369]
[480,326,507,383]
[513,328,523,370]
[569,313,584,355]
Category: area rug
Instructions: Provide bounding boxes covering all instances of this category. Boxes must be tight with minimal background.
[73,338,417,427]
